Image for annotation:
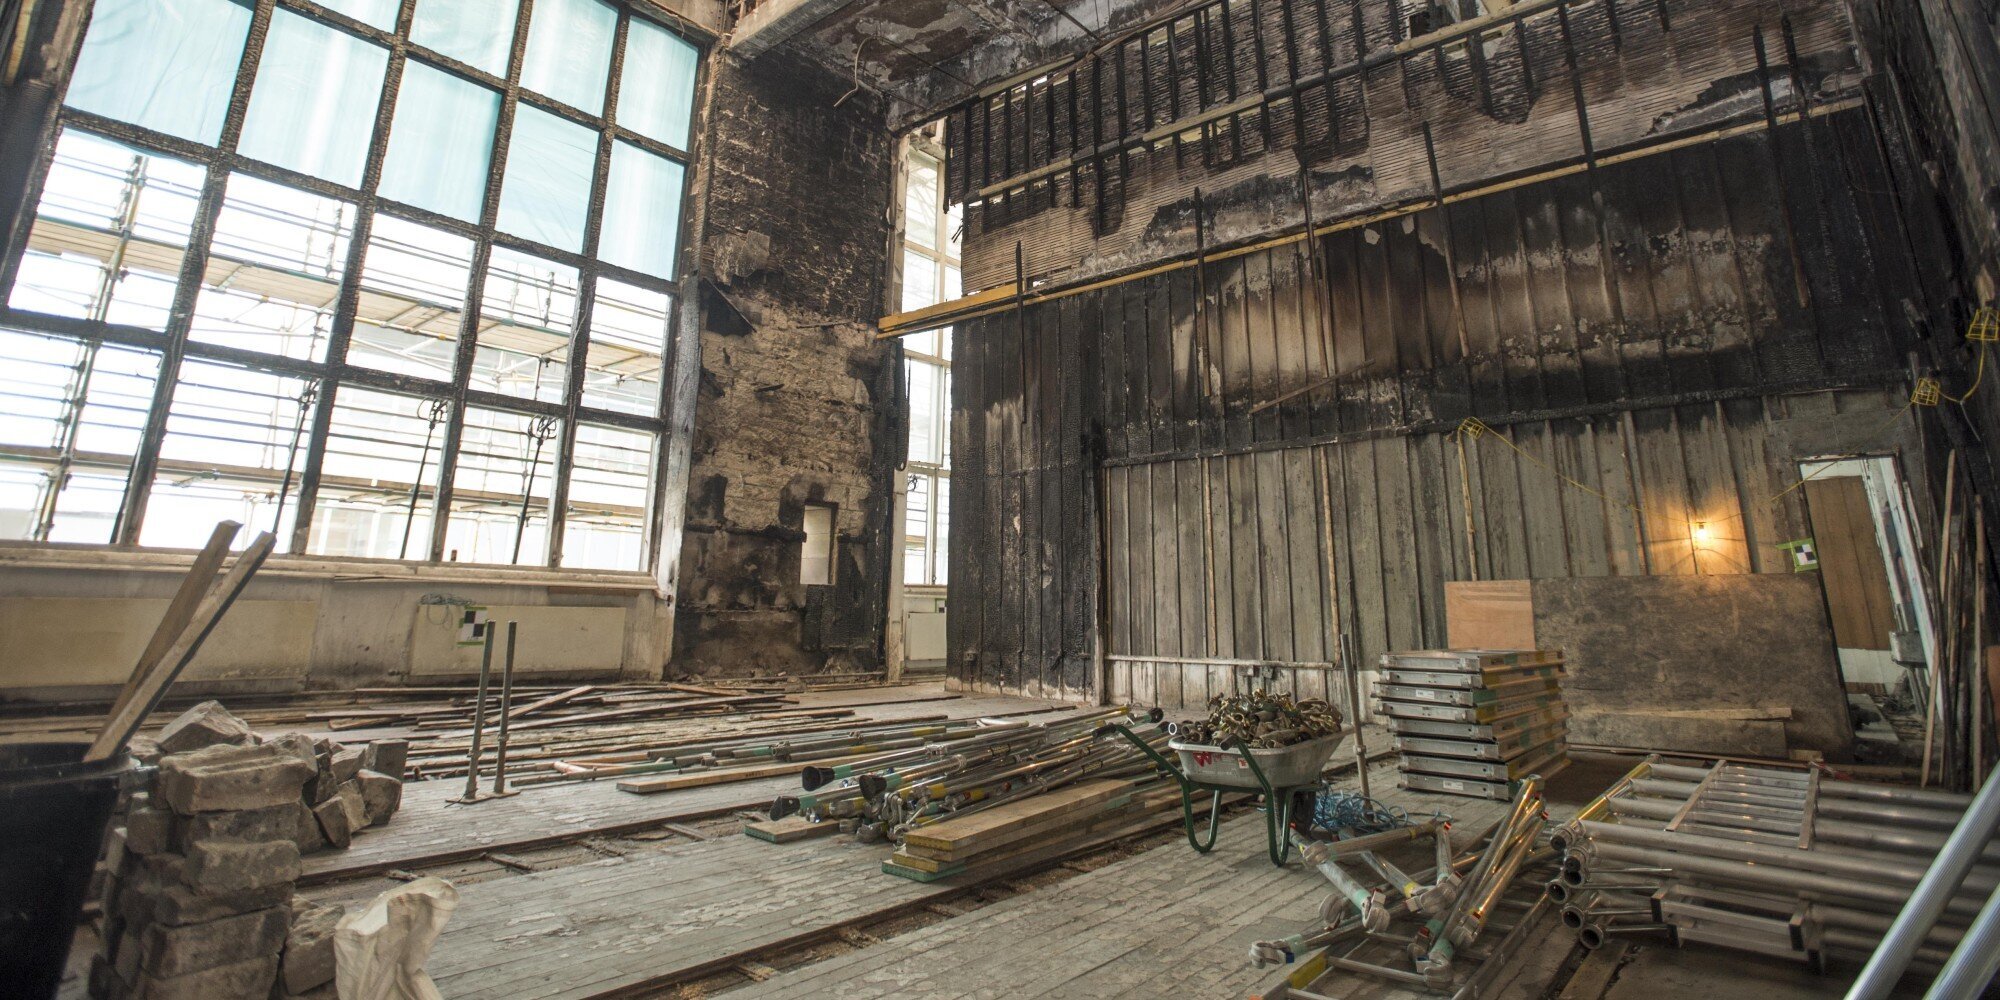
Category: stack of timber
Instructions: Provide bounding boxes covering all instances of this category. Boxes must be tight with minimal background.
[882,777,1176,881]
[608,716,1014,794]
[1379,649,1571,800]
[748,707,1176,850]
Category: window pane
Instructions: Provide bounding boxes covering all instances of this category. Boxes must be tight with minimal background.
[379,61,499,222]
[446,405,558,565]
[934,477,949,582]
[321,0,400,30]
[520,0,616,114]
[237,11,388,187]
[618,18,697,149]
[0,332,159,544]
[905,153,939,251]
[563,423,652,571]
[192,175,354,361]
[497,105,596,252]
[581,278,666,415]
[411,0,519,77]
[310,387,446,559]
[903,473,929,585]
[141,360,313,550]
[8,131,203,331]
[599,142,683,278]
[901,254,937,312]
[65,0,252,145]
[472,247,577,403]
[907,358,938,465]
[349,214,473,380]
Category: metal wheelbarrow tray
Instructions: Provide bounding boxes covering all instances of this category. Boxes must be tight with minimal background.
[1097,724,1346,866]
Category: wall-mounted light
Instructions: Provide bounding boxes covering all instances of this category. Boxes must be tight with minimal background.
[1692,521,1712,544]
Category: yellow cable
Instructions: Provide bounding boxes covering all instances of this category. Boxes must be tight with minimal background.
[1949,343,1988,404]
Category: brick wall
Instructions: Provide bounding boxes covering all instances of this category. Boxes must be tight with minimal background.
[672,52,902,676]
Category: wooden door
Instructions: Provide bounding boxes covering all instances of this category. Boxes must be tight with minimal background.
[1803,476,1896,650]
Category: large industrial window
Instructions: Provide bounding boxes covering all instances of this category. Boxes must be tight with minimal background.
[899,135,956,588]
[0,0,696,571]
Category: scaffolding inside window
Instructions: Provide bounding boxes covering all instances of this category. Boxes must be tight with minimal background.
[0,0,703,570]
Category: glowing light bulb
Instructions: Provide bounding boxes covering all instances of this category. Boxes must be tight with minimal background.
[1692,522,1712,543]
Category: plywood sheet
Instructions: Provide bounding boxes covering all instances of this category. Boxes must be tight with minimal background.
[1445,580,1536,650]
[1803,477,1896,650]
[1530,575,1852,754]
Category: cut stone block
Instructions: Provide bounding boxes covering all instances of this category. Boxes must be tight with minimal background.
[137,906,286,977]
[312,796,352,850]
[280,900,344,994]
[357,770,402,826]
[131,954,277,1000]
[118,864,292,927]
[290,801,328,855]
[175,802,306,850]
[361,738,409,779]
[181,839,300,894]
[156,743,315,815]
[124,797,172,856]
[155,701,255,755]
[328,744,363,783]
[266,733,320,776]
[334,780,368,832]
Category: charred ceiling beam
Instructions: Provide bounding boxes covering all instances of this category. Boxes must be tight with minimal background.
[728,0,860,57]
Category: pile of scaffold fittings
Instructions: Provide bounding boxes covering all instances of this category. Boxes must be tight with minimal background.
[756,707,1172,849]
[1249,774,1559,992]
[1549,754,2000,989]
[1165,691,1343,749]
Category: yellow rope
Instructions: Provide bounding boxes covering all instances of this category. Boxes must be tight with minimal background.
[1949,343,1989,404]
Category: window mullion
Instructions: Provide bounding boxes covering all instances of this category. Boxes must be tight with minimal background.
[115,0,276,546]
[288,0,417,555]
[429,0,536,563]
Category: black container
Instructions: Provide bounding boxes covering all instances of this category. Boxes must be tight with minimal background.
[0,741,132,1000]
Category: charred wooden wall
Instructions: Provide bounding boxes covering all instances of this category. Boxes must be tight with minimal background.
[941,0,1867,290]
[946,106,1938,703]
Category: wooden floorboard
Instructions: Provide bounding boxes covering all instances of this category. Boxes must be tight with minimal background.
[305,689,1072,882]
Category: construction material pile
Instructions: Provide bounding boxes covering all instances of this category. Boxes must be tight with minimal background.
[611,716,1014,794]
[1550,756,1989,973]
[144,701,405,854]
[1379,649,1570,799]
[1165,691,1342,749]
[1249,775,1557,992]
[744,707,1175,868]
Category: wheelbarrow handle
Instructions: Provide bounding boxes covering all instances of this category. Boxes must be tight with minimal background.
[1095,723,1188,788]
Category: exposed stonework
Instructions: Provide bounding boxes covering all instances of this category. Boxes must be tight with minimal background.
[670,49,902,676]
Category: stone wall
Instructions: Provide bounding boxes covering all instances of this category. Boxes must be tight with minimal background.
[671,51,902,676]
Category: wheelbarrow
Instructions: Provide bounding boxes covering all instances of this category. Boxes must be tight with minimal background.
[1097,723,1346,866]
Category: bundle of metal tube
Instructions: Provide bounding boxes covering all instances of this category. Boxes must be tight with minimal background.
[1247,774,1561,995]
[1552,756,2000,996]
[766,707,1171,842]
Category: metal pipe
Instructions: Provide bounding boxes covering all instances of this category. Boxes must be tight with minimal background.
[1584,843,1989,920]
[1608,795,2000,862]
[1845,765,2000,1000]
[1580,821,2000,896]
[1921,884,2000,1000]
[1577,921,1670,949]
[491,620,517,796]
[1325,819,1442,858]
[1552,757,1658,853]
[459,625,494,801]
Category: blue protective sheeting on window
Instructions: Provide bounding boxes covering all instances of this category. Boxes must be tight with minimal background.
[498,105,598,253]
[65,0,253,145]
[411,0,520,78]
[598,142,682,279]
[238,11,389,188]
[521,0,617,115]
[618,18,698,150]
[378,62,500,222]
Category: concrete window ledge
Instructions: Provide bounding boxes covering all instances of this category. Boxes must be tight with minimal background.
[0,541,664,594]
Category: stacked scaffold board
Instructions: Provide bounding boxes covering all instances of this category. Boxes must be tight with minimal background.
[1378,649,1570,800]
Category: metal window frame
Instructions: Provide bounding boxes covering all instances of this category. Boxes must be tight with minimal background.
[0,0,711,573]
[898,139,954,588]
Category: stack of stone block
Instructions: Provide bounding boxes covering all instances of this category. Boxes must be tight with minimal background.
[87,702,410,999]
